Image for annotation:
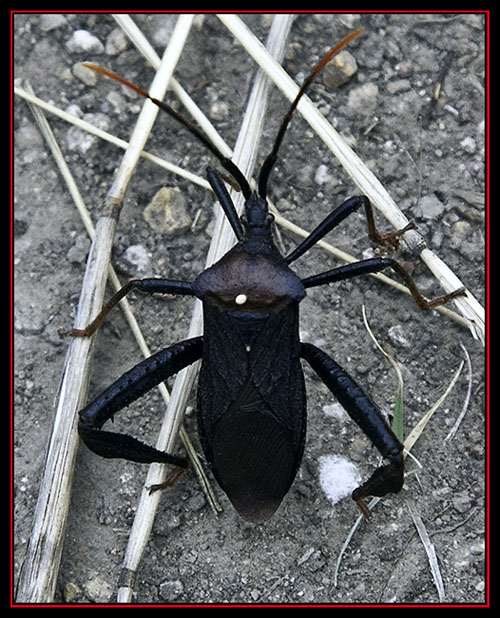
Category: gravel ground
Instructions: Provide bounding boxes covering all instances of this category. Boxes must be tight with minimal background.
[13,12,486,605]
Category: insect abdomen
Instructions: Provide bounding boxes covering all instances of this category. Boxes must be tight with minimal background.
[211,380,298,523]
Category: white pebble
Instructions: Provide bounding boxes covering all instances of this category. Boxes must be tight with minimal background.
[319,455,361,506]
[66,29,104,54]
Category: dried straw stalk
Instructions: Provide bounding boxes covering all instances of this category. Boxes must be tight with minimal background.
[15,15,195,603]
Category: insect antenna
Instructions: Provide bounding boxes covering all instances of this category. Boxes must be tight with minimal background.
[257,28,363,200]
[83,63,252,200]
[85,28,362,205]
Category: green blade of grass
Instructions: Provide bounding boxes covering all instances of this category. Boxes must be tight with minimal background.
[362,305,405,442]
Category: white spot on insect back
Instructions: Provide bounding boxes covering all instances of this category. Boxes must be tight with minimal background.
[319,455,361,506]
[235,293,247,305]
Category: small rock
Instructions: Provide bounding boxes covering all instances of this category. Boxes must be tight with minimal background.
[83,576,113,603]
[65,103,84,119]
[449,220,471,250]
[297,547,316,566]
[210,100,230,122]
[16,124,43,150]
[186,491,207,512]
[73,62,97,86]
[452,491,474,513]
[416,194,445,220]
[470,541,484,556]
[66,113,110,153]
[159,579,184,601]
[39,14,67,32]
[323,402,347,420]
[347,82,379,116]
[388,323,411,348]
[66,29,105,54]
[152,22,175,48]
[14,302,45,335]
[143,187,192,237]
[475,580,485,593]
[66,234,91,264]
[460,136,477,154]
[64,581,82,603]
[14,218,29,237]
[314,164,332,185]
[386,79,411,95]
[106,90,127,115]
[322,50,357,89]
[105,28,129,55]
[121,244,151,276]
[250,588,261,601]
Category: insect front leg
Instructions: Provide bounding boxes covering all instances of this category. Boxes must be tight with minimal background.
[300,342,404,516]
[285,195,414,266]
[68,278,195,337]
[302,256,465,310]
[79,337,203,467]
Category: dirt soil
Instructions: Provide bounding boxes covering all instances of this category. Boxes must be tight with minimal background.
[13,13,486,605]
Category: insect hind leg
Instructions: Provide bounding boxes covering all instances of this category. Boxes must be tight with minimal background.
[78,337,203,464]
[300,342,404,516]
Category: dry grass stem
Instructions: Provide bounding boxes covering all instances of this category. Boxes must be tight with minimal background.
[406,500,446,601]
[105,16,194,208]
[15,86,106,603]
[113,14,233,159]
[403,361,464,454]
[13,85,212,190]
[445,342,473,442]
[16,16,195,603]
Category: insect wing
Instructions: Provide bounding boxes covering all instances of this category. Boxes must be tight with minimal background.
[197,305,306,522]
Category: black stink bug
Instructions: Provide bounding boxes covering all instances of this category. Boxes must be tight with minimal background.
[72,29,464,523]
